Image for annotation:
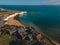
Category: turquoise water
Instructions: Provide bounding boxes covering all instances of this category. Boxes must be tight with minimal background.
[0,5,60,42]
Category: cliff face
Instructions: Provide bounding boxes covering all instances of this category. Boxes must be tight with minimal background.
[0,9,56,45]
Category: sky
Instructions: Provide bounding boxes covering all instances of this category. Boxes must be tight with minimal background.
[0,0,60,5]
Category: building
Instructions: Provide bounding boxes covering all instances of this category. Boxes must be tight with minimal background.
[0,21,4,27]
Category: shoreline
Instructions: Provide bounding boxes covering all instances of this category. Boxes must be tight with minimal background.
[16,15,60,45]
[14,15,27,26]
[4,12,27,27]
[3,11,60,45]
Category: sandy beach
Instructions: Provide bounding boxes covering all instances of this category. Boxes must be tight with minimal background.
[3,11,60,45]
[5,17,25,27]
[4,12,27,27]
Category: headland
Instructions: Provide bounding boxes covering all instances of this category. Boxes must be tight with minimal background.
[0,8,60,45]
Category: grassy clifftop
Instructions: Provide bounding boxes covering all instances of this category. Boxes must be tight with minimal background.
[0,10,20,15]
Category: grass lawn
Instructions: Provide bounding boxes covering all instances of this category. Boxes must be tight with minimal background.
[0,34,12,45]
[0,39,11,45]
[0,34,10,40]
[0,10,20,15]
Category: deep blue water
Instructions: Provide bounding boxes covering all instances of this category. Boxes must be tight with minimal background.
[0,5,60,42]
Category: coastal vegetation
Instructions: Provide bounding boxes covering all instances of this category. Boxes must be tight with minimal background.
[0,8,20,15]
[0,10,15,15]
[0,24,54,45]
[0,8,59,45]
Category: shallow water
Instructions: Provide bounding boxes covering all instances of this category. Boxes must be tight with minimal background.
[0,5,60,42]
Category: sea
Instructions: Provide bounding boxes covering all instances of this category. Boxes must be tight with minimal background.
[0,5,60,43]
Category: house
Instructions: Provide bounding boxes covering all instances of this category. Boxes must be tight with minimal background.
[0,29,4,35]
[33,41,42,45]
[36,34,43,41]
[0,21,4,27]
[0,30,2,35]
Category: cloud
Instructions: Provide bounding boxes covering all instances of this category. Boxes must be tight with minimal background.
[40,0,60,5]
[0,0,60,5]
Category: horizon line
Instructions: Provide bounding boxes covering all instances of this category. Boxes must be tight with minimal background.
[0,4,60,6]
